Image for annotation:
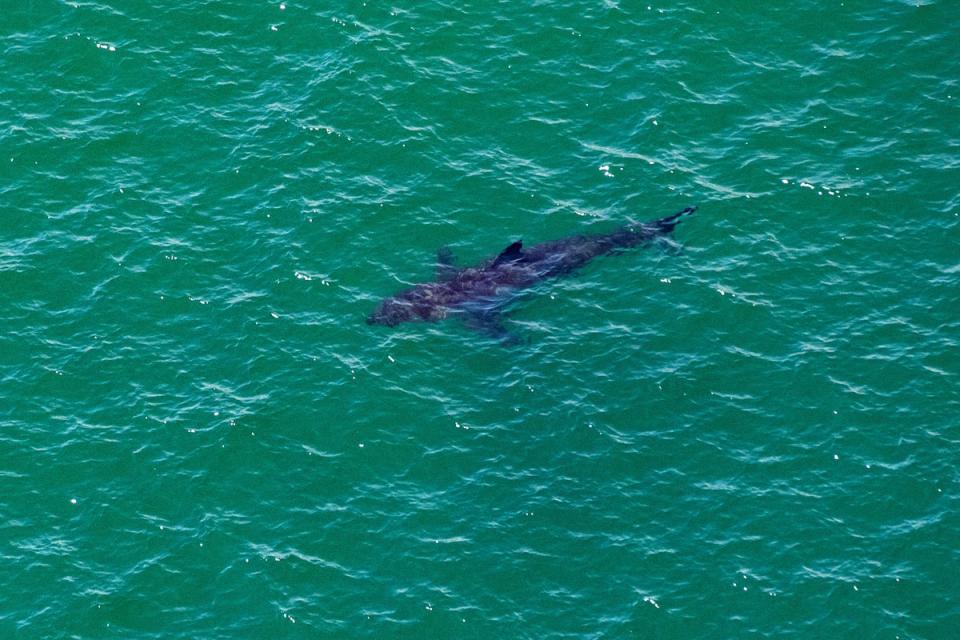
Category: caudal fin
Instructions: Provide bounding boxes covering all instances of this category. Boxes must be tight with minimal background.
[652,205,697,234]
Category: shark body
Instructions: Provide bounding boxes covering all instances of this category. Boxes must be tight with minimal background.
[368,206,697,340]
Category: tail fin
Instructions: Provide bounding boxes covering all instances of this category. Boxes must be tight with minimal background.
[653,206,697,234]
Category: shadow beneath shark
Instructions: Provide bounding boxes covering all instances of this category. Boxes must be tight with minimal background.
[368,206,697,343]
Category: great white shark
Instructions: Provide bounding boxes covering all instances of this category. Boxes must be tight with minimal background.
[368,206,697,340]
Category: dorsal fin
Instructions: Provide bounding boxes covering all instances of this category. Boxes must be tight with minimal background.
[493,240,523,265]
[499,240,523,258]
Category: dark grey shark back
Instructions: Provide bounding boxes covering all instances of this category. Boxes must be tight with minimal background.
[367,206,697,336]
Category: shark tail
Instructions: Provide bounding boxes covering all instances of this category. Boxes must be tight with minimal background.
[653,206,698,234]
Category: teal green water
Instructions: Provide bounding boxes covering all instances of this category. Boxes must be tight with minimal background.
[2,1,958,637]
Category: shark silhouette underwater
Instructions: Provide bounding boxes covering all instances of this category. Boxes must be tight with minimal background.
[368,206,697,341]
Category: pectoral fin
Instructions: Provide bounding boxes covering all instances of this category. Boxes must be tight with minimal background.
[436,246,457,279]
[461,309,522,345]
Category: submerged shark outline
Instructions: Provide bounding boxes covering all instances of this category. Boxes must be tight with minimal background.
[368,206,697,341]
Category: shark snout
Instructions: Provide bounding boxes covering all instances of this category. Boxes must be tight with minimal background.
[367,301,405,327]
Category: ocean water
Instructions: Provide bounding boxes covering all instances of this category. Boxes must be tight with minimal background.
[2,1,958,638]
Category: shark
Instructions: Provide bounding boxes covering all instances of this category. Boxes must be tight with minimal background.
[367,205,697,341]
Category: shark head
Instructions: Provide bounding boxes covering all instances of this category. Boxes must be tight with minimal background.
[368,286,452,326]
[367,297,416,326]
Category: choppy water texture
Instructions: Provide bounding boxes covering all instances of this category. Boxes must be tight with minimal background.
[2,1,959,638]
